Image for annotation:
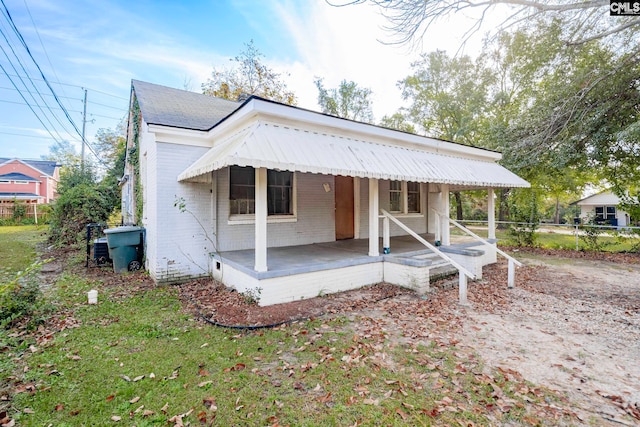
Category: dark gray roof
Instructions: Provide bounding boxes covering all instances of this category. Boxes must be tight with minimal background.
[132,80,240,131]
[0,158,59,177]
[0,172,40,182]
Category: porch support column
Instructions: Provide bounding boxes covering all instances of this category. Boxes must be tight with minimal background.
[368,178,379,257]
[254,167,268,272]
[488,187,496,240]
[441,184,450,246]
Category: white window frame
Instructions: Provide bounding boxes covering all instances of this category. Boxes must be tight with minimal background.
[228,167,297,225]
[389,180,424,217]
[0,180,9,184]
[14,180,29,184]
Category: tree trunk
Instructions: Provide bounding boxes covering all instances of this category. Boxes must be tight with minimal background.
[498,188,509,228]
[554,196,560,224]
[453,191,463,220]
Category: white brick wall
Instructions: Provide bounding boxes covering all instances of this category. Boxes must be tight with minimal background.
[215,169,336,251]
[144,141,214,283]
[215,261,384,306]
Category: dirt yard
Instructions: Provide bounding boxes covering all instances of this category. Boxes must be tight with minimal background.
[179,249,640,426]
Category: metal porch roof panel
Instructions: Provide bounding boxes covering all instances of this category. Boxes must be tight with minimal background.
[179,123,529,188]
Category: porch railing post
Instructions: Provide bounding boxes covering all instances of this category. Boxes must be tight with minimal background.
[382,216,390,254]
[508,258,515,288]
[459,271,468,305]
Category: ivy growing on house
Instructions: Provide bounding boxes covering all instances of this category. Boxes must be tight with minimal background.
[130,97,144,225]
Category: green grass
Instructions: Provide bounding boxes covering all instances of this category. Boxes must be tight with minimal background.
[0,225,573,426]
[452,225,639,252]
[0,225,47,281]
[3,271,563,426]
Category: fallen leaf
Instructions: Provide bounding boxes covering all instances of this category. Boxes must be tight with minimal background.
[54,404,64,411]
[198,380,213,388]
[22,408,34,414]
[363,398,379,406]
[396,408,408,420]
[111,415,121,422]
[129,396,140,404]
[106,395,115,402]
[149,372,155,379]
[203,396,217,411]
[118,375,131,382]
[160,402,169,414]
[142,409,154,417]
[132,375,145,382]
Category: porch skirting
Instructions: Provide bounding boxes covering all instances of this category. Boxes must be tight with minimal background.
[209,238,498,306]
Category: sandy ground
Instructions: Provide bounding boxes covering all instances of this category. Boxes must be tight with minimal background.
[458,255,640,425]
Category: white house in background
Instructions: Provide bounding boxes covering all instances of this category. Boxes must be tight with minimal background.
[121,80,529,306]
[575,191,631,228]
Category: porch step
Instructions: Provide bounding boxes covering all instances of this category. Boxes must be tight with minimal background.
[385,250,457,281]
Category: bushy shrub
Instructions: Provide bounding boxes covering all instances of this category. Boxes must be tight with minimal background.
[48,167,118,246]
[0,262,42,328]
[506,188,541,247]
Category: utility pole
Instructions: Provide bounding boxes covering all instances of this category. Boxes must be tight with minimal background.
[81,88,87,171]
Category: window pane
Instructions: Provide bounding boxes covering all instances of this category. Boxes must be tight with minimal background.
[267,171,293,215]
[407,182,420,213]
[606,206,616,214]
[229,166,255,215]
[390,192,401,212]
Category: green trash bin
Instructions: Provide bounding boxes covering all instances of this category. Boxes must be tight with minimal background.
[104,226,145,273]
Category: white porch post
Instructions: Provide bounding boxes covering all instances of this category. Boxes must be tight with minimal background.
[488,187,496,240]
[254,167,268,272]
[441,184,450,246]
[459,272,468,305]
[368,178,379,257]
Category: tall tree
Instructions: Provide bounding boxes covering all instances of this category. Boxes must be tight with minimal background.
[399,50,494,220]
[399,50,493,146]
[336,0,639,48]
[202,40,296,105]
[314,78,375,122]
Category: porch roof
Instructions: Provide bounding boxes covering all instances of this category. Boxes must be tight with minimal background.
[178,121,529,188]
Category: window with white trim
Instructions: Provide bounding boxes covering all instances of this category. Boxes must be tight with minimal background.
[0,180,9,184]
[229,166,294,216]
[14,180,28,184]
[594,206,616,223]
[389,181,422,214]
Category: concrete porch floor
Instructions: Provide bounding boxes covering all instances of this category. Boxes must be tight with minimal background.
[211,234,455,280]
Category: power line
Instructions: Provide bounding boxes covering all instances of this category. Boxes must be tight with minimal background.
[22,0,74,114]
[0,130,67,140]
[4,72,128,100]
[0,0,104,165]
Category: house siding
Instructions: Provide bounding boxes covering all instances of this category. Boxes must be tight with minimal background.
[0,160,57,203]
[145,140,215,283]
[215,169,336,251]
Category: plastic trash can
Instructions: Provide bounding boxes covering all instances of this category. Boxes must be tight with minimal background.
[104,226,145,273]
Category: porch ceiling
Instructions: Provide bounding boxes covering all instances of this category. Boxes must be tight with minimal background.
[178,122,529,188]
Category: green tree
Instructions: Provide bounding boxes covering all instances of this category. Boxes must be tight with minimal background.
[399,50,493,146]
[379,112,416,134]
[202,40,296,105]
[399,50,494,220]
[41,139,80,170]
[314,78,374,123]
[48,125,126,245]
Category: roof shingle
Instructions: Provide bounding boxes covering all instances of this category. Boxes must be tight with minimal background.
[132,80,240,131]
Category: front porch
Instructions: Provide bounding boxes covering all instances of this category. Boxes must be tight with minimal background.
[211,234,496,306]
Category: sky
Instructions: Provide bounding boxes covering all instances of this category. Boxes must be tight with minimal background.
[0,0,491,163]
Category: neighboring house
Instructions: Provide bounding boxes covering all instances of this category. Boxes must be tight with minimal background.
[574,191,631,228]
[122,80,529,306]
[0,158,61,204]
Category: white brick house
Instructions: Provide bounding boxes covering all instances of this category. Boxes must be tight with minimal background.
[575,191,631,228]
[122,80,529,305]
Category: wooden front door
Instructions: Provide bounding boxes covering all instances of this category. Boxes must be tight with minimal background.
[335,176,354,240]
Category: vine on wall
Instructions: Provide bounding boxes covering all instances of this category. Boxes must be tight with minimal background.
[130,97,143,225]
